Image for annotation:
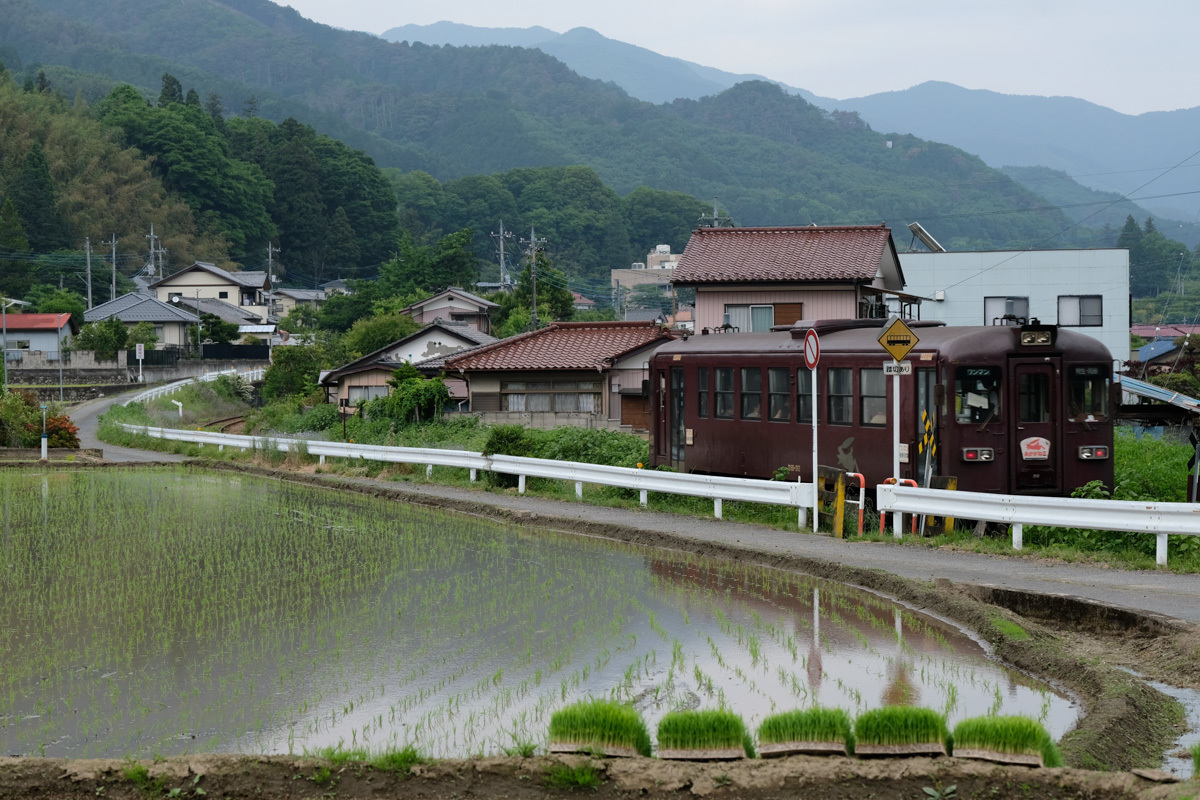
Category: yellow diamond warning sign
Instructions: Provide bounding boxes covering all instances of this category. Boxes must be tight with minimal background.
[877,317,919,362]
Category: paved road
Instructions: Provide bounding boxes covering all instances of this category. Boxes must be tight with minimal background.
[60,401,1200,624]
[69,390,187,463]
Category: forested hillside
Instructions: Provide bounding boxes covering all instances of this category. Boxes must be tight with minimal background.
[0,0,1093,254]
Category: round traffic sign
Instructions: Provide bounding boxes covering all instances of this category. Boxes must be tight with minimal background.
[803,329,820,370]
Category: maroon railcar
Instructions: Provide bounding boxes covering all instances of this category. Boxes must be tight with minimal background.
[649,319,1114,495]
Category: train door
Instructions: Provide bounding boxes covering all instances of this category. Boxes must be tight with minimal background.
[654,369,668,461]
[669,366,686,469]
[916,368,938,485]
[1009,358,1062,492]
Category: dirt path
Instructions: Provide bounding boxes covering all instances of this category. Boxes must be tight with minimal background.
[67,391,187,464]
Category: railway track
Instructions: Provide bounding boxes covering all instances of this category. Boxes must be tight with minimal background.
[202,416,245,434]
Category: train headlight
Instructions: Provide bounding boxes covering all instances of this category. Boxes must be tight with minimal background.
[1020,330,1053,345]
[1078,445,1109,460]
[962,448,995,462]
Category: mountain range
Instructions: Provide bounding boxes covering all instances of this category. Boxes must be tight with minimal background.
[381,21,1200,243]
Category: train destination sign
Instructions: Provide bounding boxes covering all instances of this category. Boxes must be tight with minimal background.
[878,317,919,362]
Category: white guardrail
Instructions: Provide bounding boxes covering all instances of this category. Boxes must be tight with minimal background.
[117,425,817,525]
[877,484,1200,566]
[124,367,267,406]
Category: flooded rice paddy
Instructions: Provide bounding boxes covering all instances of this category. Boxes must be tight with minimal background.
[0,468,1077,758]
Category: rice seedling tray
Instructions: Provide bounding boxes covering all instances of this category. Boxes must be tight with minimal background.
[854,742,947,758]
[547,742,640,758]
[953,748,1043,767]
[759,740,849,758]
[656,747,746,761]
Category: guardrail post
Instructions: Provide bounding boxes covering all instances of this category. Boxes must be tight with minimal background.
[218,444,223,452]
[1012,523,1023,550]
[518,474,526,494]
[1157,533,1168,566]
[319,454,325,465]
[575,480,582,499]
[798,506,807,530]
[714,498,722,519]
[470,469,477,482]
[426,464,433,479]
[639,489,648,508]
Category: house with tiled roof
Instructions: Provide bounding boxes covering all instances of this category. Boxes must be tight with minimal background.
[320,320,499,407]
[149,262,272,322]
[401,287,499,334]
[2,313,77,356]
[672,225,905,332]
[84,292,195,347]
[272,288,327,316]
[442,320,677,430]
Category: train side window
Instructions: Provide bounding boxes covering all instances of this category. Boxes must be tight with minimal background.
[828,367,852,425]
[1018,373,1051,423]
[715,368,734,419]
[768,368,790,421]
[955,367,1002,424]
[797,368,817,423]
[697,367,709,418]
[1067,366,1109,421]
[740,367,763,420]
[860,368,887,427]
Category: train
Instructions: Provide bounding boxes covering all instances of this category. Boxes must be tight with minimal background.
[648,318,1115,495]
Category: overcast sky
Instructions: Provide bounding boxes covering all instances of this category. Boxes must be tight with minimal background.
[275,0,1195,115]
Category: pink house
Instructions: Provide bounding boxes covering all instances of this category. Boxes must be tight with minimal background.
[401,287,499,334]
[671,225,910,333]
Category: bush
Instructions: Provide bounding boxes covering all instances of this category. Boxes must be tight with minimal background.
[364,373,449,426]
[46,414,80,448]
[481,424,540,488]
[212,373,254,404]
[0,390,40,447]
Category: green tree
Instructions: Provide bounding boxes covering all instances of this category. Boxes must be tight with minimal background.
[158,73,183,107]
[261,346,321,400]
[125,321,158,350]
[342,313,419,356]
[0,198,31,299]
[11,143,69,251]
[198,313,240,345]
[322,206,360,276]
[25,285,86,328]
[74,317,128,359]
[184,88,201,107]
[364,370,449,425]
[317,283,378,332]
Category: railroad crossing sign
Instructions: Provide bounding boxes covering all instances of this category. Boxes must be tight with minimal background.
[803,329,820,370]
[878,316,919,362]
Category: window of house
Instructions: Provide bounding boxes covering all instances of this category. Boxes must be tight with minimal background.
[768,368,790,421]
[797,368,816,423]
[500,380,600,413]
[218,291,228,299]
[714,368,734,418]
[860,368,887,427]
[723,304,775,332]
[740,367,762,420]
[697,367,709,418]
[11,340,31,350]
[984,296,1029,325]
[1058,295,1103,326]
[347,385,389,403]
[828,367,853,425]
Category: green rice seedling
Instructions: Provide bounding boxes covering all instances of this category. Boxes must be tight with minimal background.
[757,707,853,756]
[548,699,651,757]
[1191,741,1199,774]
[501,740,538,757]
[310,743,370,765]
[657,709,751,759]
[853,707,949,756]
[371,745,425,774]
[951,715,1060,767]
[543,763,602,789]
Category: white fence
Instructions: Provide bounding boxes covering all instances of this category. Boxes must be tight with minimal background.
[124,367,267,406]
[118,425,816,524]
[877,484,1200,566]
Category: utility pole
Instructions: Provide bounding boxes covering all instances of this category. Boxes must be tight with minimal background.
[106,234,118,301]
[491,221,514,289]
[145,225,158,278]
[521,227,547,330]
[84,237,93,309]
[267,242,280,319]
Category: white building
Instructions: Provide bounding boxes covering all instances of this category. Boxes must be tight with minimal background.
[897,249,1130,363]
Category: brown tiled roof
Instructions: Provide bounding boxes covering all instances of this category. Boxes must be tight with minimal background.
[444,321,671,372]
[672,225,892,284]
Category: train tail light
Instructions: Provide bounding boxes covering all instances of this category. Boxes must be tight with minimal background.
[962,448,995,462]
[1078,445,1110,460]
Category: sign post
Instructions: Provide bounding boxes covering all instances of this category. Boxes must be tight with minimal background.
[803,328,820,532]
[877,317,919,535]
[135,342,145,383]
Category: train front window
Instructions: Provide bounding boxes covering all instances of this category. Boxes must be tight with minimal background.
[1068,366,1109,421]
[740,367,763,420]
[828,368,852,425]
[1018,373,1051,423]
[697,367,709,418]
[715,368,734,419]
[860,368,886,427]
[955,367,1001,424]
